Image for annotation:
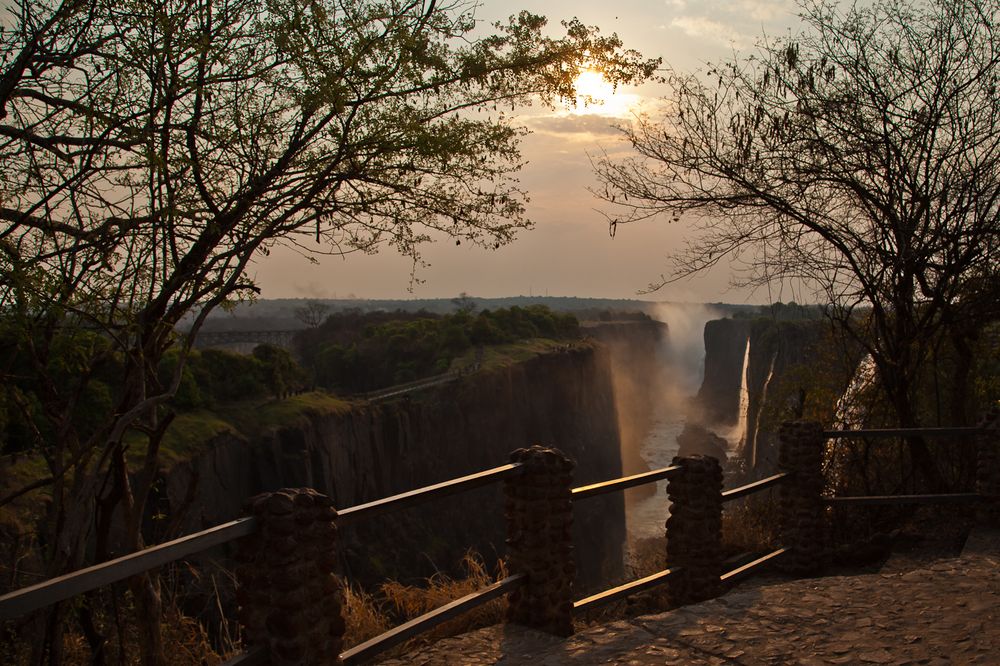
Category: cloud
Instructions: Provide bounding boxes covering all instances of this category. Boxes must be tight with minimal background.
[670,15,750,47]
[735,0,794,22]
[526,114,626,138]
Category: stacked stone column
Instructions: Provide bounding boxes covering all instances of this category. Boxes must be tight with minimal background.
[778,421,827,574]
[665,454,723,606]
[504,446,575,636]
[235,488,345,665]
[976,407,1000,526]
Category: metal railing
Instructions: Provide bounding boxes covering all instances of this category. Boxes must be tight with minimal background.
[0,517,257,619]
[0,462,528,666]
[821,425,986,507]
[568,463,791,613]
[7,421,989,664]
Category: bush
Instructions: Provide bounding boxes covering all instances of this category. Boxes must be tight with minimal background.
[299,306,580,393]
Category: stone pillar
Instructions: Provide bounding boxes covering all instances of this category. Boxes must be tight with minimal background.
[236,488,344,665]
[504,445,575,636]
[976,407,1000,526]
[778,421,827,574]
[665,454,723,606]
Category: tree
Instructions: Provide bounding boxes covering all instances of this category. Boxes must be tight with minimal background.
[294,300,332,328]
[594,0,1000,482]
[451,291,477,314]
[0,0,658,661]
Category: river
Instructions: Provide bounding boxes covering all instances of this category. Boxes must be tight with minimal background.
[625,411,686,541]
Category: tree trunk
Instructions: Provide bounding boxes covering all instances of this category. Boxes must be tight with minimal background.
[949,330,976,427]
[879,359,946,493]
[130,573,166,666]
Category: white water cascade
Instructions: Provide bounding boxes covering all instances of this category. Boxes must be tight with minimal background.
[834,354,876,429]
[728,337,751,454]
[749,352,778,468]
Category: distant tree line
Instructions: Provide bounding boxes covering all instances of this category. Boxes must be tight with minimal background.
[731,302,825,321]
[295,305,580,393]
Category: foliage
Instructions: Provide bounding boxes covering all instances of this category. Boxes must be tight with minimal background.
[595,0,1000,410]
[0,0,657,657]
[297,305,579,392]
[595,0,1000,485]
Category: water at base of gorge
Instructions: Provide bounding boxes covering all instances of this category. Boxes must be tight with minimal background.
[625,412,686,541]
[625,412,743,542]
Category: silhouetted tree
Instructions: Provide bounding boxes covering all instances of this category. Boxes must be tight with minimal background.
[294,301,332,329]
[595,0,1000,484]
[0,0,658,660]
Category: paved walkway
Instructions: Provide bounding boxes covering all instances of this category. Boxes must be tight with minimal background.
[380,528,1000,665]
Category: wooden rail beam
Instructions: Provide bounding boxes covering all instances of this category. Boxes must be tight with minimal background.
[823,427,982,439]
[572,567,683,613]
[720,548,790,584]
[722,473,788,502]
[0,517,257,620]
[823,493,982,506]
[340,574,525,665]
[571,465,681,501]
[338,463,524,525]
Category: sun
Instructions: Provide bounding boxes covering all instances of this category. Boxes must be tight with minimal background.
[569,68,635,117]
[574,69,615,102]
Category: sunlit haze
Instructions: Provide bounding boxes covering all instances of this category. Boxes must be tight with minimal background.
[252,0,804,304]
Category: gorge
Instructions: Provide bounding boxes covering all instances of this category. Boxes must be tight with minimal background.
[155,304,857,599]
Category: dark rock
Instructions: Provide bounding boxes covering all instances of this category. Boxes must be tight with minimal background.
[676,424,729,463]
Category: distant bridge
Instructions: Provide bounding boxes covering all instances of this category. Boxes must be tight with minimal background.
[189,329,299,351]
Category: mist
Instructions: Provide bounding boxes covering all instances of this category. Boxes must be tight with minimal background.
[649,302,723,406]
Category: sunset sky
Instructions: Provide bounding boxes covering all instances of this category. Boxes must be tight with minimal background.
[253,0,805,304]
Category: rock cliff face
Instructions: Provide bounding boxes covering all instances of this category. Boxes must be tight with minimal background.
[583,319,670,485]
[694,318,851,475]
[163,342,625,593]
[693,318,751,426]
[740,320,830,472]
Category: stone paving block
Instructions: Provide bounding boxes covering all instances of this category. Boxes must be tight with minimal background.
[376,551,1000,665]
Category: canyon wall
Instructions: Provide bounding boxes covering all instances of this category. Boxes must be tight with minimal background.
[694,317,853,476]
[162,342,626,593]
[583,318,670,482]
[693,318,751,426]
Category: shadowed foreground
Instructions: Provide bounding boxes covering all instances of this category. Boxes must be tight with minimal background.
[379,528,1000,665]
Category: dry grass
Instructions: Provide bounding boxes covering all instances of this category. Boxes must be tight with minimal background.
[2,598,224,666]
[722,494,780,557]
[342,551,508,653]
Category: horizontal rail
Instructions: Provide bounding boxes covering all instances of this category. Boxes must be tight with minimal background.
[218,646,267,666]
[340,573,525,665]
[363,372,459,401]
[823,427,982,439]
[823,493,982,506]
[572,566,683,613]
[720,547,790,584]
[571,465,681,501]
[338,463,523,525]
[0,517,257,620]
[722,473,788,502]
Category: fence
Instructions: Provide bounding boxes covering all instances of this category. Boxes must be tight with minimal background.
[2,411,998,665]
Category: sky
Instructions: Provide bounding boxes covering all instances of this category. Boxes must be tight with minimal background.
[252,0,805,304]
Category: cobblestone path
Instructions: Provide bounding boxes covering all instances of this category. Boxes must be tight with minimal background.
[379,528,1000,665]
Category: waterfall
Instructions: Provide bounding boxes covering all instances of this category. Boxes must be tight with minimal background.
[834,353,876,429]
[728,337,751,453]
[750,352,778,468]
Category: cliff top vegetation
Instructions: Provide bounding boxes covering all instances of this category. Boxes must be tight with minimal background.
[295,304,580,393]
